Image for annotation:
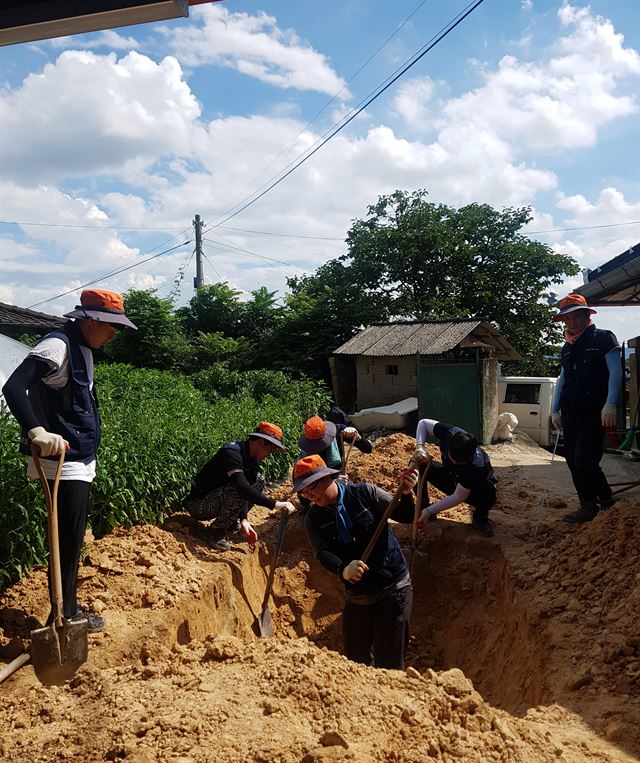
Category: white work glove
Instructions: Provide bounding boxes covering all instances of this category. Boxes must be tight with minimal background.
[400,467,419,494]
[274,500,296,516]
[418,507,434,529]
[342,559,369,582]
[551,412,562,431]
[335,474,349,485]
[412,445,428,463]
[342,426,360,442]
[28,426,68,457]
[601,404,616,429]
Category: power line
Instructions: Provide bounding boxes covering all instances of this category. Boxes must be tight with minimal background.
[0,219,186,231]
[200,250,225,282]
[218,225,343,241]
[27,239,191,309]
[525,221,640,235]
[211,0,428,223]
[203,0,485,234]
[203,235,307,273]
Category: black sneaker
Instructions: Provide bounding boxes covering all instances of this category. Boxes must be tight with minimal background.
[212,536,231,551]
[472,513,494,537]
[70,606,105,634]
[563,500,599,523]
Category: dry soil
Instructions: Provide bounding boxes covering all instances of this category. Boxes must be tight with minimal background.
[1,433,639,763]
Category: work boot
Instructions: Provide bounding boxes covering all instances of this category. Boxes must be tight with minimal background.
[193,525,231,551]
[562,500,599,523]
[69,606,105,634]
[598,496,615,510]
[472,512,494,537]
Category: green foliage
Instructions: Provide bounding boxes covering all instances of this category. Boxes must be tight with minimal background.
[342,191,579,370]
[177,283,246,338]
[1,364,330,590]
[0,411,46,590]
[106,289,188,372]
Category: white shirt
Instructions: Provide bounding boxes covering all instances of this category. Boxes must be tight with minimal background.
[26,336,96,483]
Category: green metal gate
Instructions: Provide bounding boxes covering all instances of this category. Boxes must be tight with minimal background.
[417,358,483,439]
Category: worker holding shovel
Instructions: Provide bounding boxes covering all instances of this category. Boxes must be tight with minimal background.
[294,454,418,670]
[414,419,497,537]
[184,422,296,551]
[2,289,138,636]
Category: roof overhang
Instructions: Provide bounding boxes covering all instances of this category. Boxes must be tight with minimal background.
[575,243,640,306]
[0,1,219,47]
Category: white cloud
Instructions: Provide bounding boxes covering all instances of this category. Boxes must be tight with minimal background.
[392,77,435,128]
[162,5,349,97]
[441,4,639,154]
[0,51,201,183]
[50,29,140,51]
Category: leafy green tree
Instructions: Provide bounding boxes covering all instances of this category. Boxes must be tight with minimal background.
[344,191,579,373]
[106,289,191,372]
[239,286,282,338]
[254,259,388,380]
[177,283,246,338]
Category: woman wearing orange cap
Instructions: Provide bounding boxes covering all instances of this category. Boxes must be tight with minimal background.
[184,422,295,551]
[2,289,137,633]
[550,293,622,523]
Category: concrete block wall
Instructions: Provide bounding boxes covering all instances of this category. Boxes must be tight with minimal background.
[356,355,418,408]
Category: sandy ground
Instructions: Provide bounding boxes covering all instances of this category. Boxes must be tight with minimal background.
[0,433,639,762]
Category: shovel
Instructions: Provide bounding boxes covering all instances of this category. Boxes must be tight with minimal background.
[361,449,428,564]
[257,511,289,638]
[409,456,432,576]
[30,448,88,686]
[532,428,561,538]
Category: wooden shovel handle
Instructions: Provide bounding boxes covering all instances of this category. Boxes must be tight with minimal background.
[260,511,289,611]
[32,447,65,628]
[361,451,426,564]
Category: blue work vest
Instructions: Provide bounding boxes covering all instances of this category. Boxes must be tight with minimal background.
[560,325,617,413]
[19,321,101,464]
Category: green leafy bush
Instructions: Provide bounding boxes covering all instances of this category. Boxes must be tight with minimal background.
[0,411,46,590]
[0,364,330,590]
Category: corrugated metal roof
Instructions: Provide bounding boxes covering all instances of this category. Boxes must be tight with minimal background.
[0,302,64,331]
[334,320,521,360]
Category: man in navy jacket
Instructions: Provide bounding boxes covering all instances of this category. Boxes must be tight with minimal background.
[295,454,417,670]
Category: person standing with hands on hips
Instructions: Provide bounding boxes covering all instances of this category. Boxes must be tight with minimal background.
[2,289,138,633]
[550,293,622,523]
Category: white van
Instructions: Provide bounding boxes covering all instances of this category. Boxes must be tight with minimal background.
[497,376,557,447]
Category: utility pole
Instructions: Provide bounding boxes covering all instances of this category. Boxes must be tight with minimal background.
[193,214,204,289]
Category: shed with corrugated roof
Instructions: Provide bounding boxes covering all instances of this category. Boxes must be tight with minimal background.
[331,320,521,443]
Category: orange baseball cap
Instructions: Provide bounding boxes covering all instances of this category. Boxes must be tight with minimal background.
[64,289,137,329]
[298,416,337,454]
[552,293,597,322]
[293,454,340,493]
[248,421,286,451]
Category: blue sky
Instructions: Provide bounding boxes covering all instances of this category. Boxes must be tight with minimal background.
[1,0,638,343]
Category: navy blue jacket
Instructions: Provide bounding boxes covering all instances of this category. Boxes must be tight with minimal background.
[18,321,100,464]
[560,325,619,413]
[303,482,413,597]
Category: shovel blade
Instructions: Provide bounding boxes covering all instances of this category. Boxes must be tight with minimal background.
[31,619,88,686]
[257,607,273,638]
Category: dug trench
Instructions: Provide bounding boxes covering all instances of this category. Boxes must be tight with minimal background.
[1,433,639,762]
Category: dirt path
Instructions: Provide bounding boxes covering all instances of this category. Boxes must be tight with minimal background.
[1,434,638,762]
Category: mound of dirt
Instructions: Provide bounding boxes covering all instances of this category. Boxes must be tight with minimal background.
[1,432,638,762]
